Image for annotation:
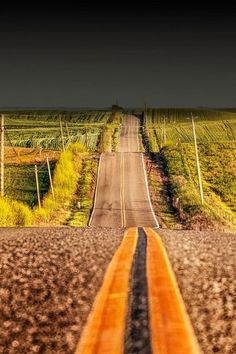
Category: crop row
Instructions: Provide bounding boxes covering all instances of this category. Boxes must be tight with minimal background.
[161,141,236,229]
[6,127,102,151]
[5,110,111,124]
[145,109,236,149]
[4,111,124,152]
[146,108,236,123]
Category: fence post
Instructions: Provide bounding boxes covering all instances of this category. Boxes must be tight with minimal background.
[191,113,204,205]
[60,116,65,152]
[46,156,55,200]
[66,123,70,145]
[35,164,41,208]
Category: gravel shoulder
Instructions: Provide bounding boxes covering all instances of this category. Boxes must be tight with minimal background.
[158,229,236,354]
[0,227,124,354]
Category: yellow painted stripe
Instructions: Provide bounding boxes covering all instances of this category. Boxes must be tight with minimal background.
[120,154,124,226]
[75,228,138,354]
[122,154,126,227]
[120,153,126,227]
[144,227,201,354]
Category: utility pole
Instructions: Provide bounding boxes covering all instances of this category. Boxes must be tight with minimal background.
[85,129,88,150]
[144,103,147,128]
[191,113,204,205]
[0,114,4,197]
[163,116,166,145]
[60,116,65,152]
[35,165,41,208]
[46,156,55,200]
[66,123,70,144]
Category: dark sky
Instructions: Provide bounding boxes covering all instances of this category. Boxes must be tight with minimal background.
[0,4,236,108]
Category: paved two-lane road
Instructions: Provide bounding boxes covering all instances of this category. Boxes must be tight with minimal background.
[90,115,158,227]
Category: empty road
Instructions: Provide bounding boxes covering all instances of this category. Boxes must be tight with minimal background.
[89,115,158,227]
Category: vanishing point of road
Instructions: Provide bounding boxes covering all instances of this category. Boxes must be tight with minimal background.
[89,115,159,227]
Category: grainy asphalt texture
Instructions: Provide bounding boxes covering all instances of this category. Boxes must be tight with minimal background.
[0,227,123,354]
[0,227,235,354]
[159,229,236,354]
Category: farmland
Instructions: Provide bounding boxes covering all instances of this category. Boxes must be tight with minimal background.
[145,108,236,150]
[1,108,235,230]
[4,148,60,207]
[4,111,112,152]
[1,109,124,226]
[144,108,236,230]
[5,163,51,207]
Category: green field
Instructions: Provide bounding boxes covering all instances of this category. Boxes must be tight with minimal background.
[5,162,56,207]
[162,142,235,211]
[145,108,236,230]
[3,110,123,211]
[4,111,112,152]
[145,108,236,150]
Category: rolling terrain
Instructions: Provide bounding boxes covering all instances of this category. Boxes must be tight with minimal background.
[144,108,236,231]
[90,115,158,227]
[0,108,235,354]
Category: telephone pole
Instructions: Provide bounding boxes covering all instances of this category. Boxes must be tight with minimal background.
[66,123,70,144]
[35,165,41,208]
[60,116,65,152]
[46,156,55,200]
[0,114,4,197]
[191,113,204,205]
[163,116,166,145]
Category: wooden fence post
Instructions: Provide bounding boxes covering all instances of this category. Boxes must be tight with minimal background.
[46,156,55,200]
[35,165,41,208]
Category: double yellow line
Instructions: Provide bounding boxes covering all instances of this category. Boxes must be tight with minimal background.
[120,153,126,227]
[76,228,200,354]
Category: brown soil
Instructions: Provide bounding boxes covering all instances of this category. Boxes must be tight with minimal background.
[5,147,60,165]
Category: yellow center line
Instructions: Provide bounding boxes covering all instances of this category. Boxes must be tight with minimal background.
[122,154,126,227]
[144,227,201,354]
[75,228,138,354]
[120,153,126,227]
[120,154,124,227]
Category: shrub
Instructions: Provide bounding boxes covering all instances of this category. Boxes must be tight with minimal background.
[11,201,33,226]
[0,198,14,226]
[33,207,50,224]
[34,143,86,224]
[0,197,33,226]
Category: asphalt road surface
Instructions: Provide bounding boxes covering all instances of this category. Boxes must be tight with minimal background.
[0,227,124,354]
[90,115,158,227]
[0,228,235,354]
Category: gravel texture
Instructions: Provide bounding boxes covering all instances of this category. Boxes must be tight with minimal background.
[1,227,235,354]
[159,229,236,354]
[0,227,124,354]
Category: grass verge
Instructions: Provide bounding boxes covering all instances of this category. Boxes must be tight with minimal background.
[161,143,236,231]
[66,156,98,226]
[33,143,87,225]
[0,197,33,226]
